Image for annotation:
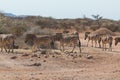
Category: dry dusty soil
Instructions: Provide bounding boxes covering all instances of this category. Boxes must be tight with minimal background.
[0,33,120,80]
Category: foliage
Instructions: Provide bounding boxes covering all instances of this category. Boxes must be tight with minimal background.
[90,26,100,31]
[11,26,27,36]
[0,27,9,34]
[105,26,120,32]
[92,14,103,28]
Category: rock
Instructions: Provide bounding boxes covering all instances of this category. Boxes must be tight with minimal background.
[44,55,48,58]
[31,54,38,57]
[79,55,82,57]
[52,55,55,58]
[43,60,46,62]
[86,55,93,59]
[30,63,41,66]
[10,56,17,59]
[41,50,47,54]
[22,53,29,56]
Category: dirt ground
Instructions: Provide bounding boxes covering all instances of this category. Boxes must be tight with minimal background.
[0,33,120,80]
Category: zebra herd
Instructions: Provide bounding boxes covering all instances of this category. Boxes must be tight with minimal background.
[84,31,120,51]
[0,31,120,53]
[24,31,81,53]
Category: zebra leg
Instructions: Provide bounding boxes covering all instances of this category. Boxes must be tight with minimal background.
[60,44,62,51]
[50,41,54,49]
[34,45,38,52]
[38,46,41,51]
[102,43,104,51]
[1,45,6,52]
[99,43,101,48]
[11,46,14,53]
[87,40,90,47]
[110,45,112,51]
[109,43,112,51]
[91,40,93,47]
[6,45,10,53]
[62,45,65,52]
[60,44,64,52]
[32,45,36,52]
[78,41,81,53]
[8,49,10,53]
[4,46,8,53]
[105,44,107,51]
[11,42,14,53]
[71,45,76,53]
[98,38,101,48]
[1,46,3,52]
[8,45,13,53]
[95,41,97,47]
[11,48,14,53]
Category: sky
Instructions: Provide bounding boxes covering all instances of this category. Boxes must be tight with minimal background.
[0,0,120,20]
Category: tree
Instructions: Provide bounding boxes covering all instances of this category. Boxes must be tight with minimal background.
[92,14,103,28]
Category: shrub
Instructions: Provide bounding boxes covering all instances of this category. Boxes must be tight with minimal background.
[105,26,120,32]
[0,27,9,34]
[90,26,100,31]
[11,26,27,36]
[33,28,53,35]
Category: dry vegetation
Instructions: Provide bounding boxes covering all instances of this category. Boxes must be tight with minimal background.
[0,13,120,80]
[0,13,120,36]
